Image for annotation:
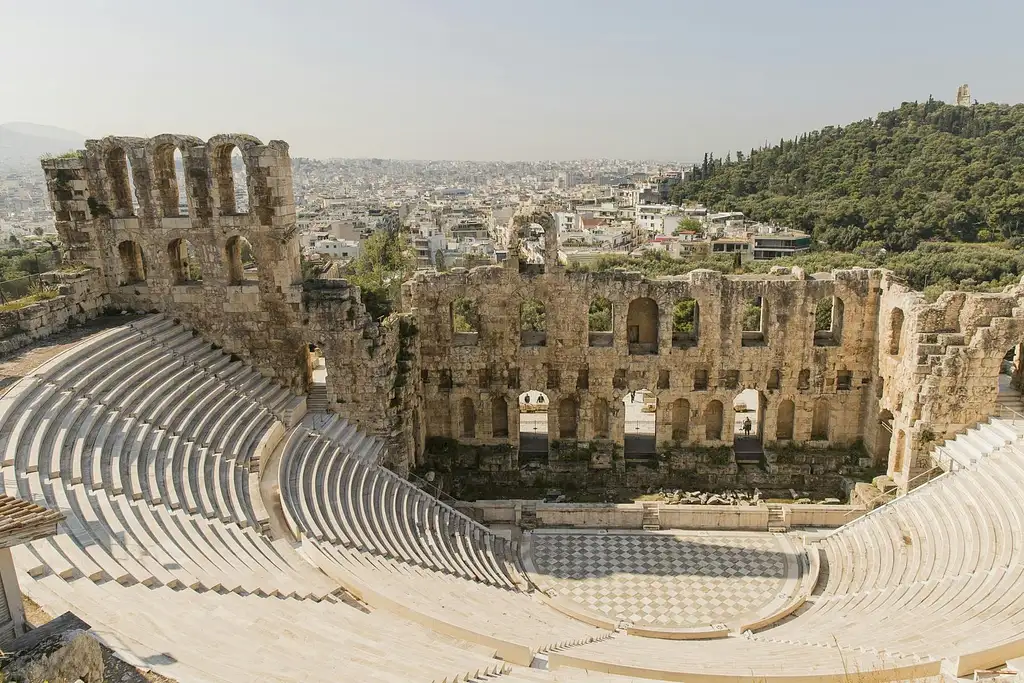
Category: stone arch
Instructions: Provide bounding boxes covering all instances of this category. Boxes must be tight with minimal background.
[811,399,831,440]
[209,135,261,216]
[623,390,656,456]
[705,400,724,440]
[592,397,610,439]
[451,297,480,345]
[518,390,549,460]
[105,147,138,217]
[150,140,192,217]
[813,296,845,346]
[889,308,905,356]
[302,342,329,393]
[733,389,764,440]
[520,299,546,346]
[117,240,146,285]
[225,235,258,285]
[559,397,578,439]
[460,398,476,438]
[626,297,659,355]
[671,398,690,440]
[672,298,699,348]
[491,396,509,438]
[776,399,795,440]
[588,297,613,347]
[167,238,202,284]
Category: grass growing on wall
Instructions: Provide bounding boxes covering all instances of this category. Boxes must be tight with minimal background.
[0,288,59,312]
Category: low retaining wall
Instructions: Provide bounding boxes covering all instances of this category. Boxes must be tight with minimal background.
[455,500,866,531]
[0,270,108,356]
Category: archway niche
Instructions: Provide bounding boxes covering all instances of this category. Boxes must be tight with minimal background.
[153,144,189,216]
[626,298,658,355]
[460,398,476,438]
[811,399,831,440]
[520,299,546,347]
[877,410,894,466]
[592,398,610,439]
[672,298,699,348]
[671,398,689,440]
[105,148,138,217]
[704,400,724,441]
[767,369,781,391]
[451,298,479,346]
[776,399,795,440]
[491,396,509,438]
[813,296,844,346]
[741,296,766,346]
[693,368,709,391]
[732,389,764,441]
[225,236,258,285]
[518,390,548,461]
[588,297,613,347]
[303,342,329,394]
[117,241,146,285]
[889,308,905,356]
[168,238,202,284]
[623,390,656,457]
[214,144,250,215]
[797,369,810,390]
[558,397,578,439]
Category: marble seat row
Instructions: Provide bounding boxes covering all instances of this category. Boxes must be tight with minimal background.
[281,418,524,590]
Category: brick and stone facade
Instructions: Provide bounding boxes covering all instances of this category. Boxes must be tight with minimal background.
[35,134,1024,491]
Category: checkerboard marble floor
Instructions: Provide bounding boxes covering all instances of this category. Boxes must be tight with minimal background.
[529,531,799,628]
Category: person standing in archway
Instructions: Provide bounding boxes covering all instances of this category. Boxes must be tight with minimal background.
[743,417,752,437]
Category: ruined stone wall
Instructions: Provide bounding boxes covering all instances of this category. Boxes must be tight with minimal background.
[0,270,108,356]
[877,275,1024,486]
[404,261,883,474]
[40,136,398,463]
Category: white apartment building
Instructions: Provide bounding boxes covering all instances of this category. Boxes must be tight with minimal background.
[312,238,361,260]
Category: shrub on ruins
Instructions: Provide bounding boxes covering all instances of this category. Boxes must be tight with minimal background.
[672,100,1024,250]
[342,228,412,320]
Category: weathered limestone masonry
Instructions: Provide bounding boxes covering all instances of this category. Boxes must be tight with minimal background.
[39,136,1024,492]
[0,270,107,356]
[39,135,407,469]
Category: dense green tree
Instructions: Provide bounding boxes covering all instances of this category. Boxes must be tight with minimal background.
[672,101,1024,250]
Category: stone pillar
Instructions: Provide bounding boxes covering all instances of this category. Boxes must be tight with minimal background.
[0,547,26,645]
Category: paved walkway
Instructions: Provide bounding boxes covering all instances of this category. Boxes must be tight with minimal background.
[527,530,804,628]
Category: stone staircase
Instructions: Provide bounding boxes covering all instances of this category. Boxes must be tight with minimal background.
[766,503,786,532]
[520,501,538,530]
[931,415,1024,472]
[306,383,329,412]
[641,502,660,531]
[733,436,764,466]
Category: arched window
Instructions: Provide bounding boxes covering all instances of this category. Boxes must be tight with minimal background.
[214,144,250,215]
[117,241,146,285]
[626,297,659,355]
[168,238,202,285]
[491,396,509,438]
[520,299,546,346]
[704,400,724,441]
[889,308,905,356]
[672,298,699,348]
[460,398,476,438]
[593,398,610,439]
[812,399,830,440]
[559,397,578,439]
[153,145,189,217]
[741,296,766,346]
[105,148,138,217]
[767,369,781,391]
[671,398,690,440]
[451,298,480,345]
[588,297,613,347]
[813,297,844,346]
[776,400,795,440]
[225,236,258,285]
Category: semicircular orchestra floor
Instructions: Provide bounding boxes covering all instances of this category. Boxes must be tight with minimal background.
[526,529,809,630]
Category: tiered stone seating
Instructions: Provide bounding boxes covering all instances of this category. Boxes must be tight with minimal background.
[0,315,334,599]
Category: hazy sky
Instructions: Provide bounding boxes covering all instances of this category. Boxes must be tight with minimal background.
[2,0,1023,160]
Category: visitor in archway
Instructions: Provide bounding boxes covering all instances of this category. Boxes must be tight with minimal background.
[743,417,752,437]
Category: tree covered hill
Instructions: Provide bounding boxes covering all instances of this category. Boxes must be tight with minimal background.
[671,99,1024,251]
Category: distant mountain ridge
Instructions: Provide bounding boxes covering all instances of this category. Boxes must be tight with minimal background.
[0,122,85,163]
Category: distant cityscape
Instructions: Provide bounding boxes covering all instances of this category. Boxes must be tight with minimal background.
[0,146,811,277]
